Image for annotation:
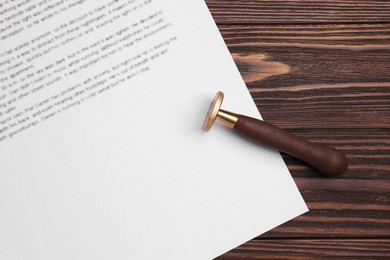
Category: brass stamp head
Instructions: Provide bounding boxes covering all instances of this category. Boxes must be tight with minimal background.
[203,91,238,131]
[202,91,224,131]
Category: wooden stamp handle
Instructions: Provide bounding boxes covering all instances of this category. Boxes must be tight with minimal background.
[234,115,348,176]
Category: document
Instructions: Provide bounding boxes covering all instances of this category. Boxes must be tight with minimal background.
[0,0,308,259]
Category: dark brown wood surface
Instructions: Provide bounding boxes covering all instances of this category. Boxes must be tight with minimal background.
[205,0,390,259]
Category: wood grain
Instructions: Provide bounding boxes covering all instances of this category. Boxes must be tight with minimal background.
[217,239,390,260]
[205,0,390,258]
[207,0,390,24]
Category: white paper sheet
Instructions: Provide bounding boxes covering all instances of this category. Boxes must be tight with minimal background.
[0,0,308,259]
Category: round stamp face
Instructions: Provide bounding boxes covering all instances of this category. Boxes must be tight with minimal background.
[202,91,224,131]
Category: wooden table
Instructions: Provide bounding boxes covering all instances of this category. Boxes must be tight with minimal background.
[205,1,390,259]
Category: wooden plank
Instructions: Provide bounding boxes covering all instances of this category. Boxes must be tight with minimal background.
[219,24,390,129]
[264,178,390,237]
[221,24,390,88]
[206,0,390,24]
[217,239,390,259]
